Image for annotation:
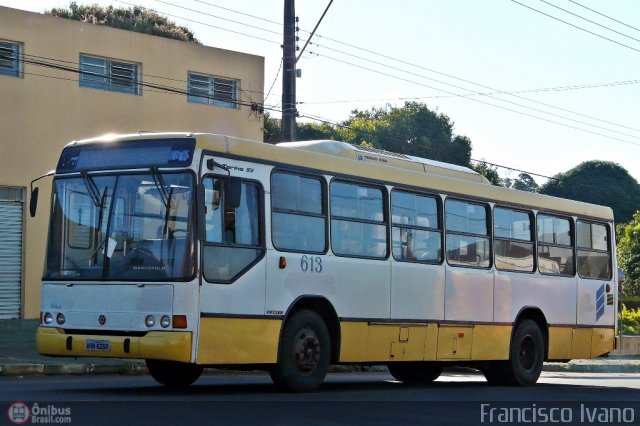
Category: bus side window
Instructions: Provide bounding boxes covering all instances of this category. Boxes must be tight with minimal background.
[202,177,264,283]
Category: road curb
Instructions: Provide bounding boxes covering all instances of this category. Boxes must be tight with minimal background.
[1,362,639,376]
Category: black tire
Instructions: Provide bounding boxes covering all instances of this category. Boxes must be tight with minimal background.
[269,310,330,392]
[483,319,544,386]
[387,362,443,383]
[146,359,203,388]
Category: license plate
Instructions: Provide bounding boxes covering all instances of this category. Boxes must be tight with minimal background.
[86,339,111,352]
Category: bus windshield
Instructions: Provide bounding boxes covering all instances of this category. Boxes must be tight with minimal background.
[45,171,195,281]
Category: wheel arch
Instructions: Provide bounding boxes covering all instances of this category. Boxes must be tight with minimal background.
[280,295,341,363]
[513,306,549,360]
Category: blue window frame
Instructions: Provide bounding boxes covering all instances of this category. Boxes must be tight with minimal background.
[79,54,139,95]
[0,40,21,78]
[188,72,238,108]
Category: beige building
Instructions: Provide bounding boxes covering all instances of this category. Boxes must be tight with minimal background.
[0,6,265,319]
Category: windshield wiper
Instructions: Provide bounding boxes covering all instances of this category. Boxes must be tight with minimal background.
[150,167,170,208]
[81,172,101,207]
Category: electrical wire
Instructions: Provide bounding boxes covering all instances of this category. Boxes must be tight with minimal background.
[149,0,640,137]
[511,0,640,53]
[568,0,640,34]
[296,111,637,196]
[537,0,640,43]
[264,60,283,104]
[307,51,640,147]
[14,52,283,114]
[299,76,640,105]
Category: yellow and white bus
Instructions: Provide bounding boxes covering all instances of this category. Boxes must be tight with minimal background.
[34,132,617,391]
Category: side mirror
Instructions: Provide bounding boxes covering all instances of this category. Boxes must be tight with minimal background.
[29,187,39,217]
[225,177,242,210]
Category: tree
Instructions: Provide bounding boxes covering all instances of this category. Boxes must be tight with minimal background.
[46,2,198,43]
[337,102,472,167]
[538,161,640,223]
[617,211,640,296]
[263,112,281,144]
[503,173,539,192]
[472,161,502,186]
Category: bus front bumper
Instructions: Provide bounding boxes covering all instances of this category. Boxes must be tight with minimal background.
[36,327,192,363]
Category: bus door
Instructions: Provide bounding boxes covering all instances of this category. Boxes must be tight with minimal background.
[198,155,268,318]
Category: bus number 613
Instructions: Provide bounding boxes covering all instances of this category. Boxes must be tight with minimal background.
[300,255,322,273]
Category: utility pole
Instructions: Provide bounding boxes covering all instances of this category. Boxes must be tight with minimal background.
[281,0,297,142]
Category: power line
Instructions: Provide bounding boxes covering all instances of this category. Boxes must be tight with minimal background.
[568,0,640,34]
[15,52,282,114]
[12,51,265,96]
[510,0,640,53]
[307,51,640,147]
[115,0,283,46]
[296,111,634,196]
[308,36,640,134]
[537,0,640,43]
[264,60,283,104]
[145,0,640,137]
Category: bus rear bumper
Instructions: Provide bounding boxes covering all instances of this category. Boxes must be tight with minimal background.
[36,327,192,363]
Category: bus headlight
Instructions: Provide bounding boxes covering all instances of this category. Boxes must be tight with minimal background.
[160,316,171,328]
[44,312,53,325]
[56,313,66,325]
[145,315,156,327]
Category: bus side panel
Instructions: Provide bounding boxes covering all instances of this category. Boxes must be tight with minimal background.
[391,262,444,320]
[265,251,391,323]
[444,266,493,322]
[576,276,615,327]
[196,317,281,364]
[494,272,577,326]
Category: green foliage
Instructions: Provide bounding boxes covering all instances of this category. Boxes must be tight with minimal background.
[263,103,473,168]
[339,102,472,167]
[503,173,539,192]
[538,161,640,223]
[46,2,198,43]
[297,121,337,141]
[617,211,640,297]
[263,112,281,144]
[471,161,502,186]
[619,304,640,336]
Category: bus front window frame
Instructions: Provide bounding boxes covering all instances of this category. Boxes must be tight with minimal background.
[44,170,197,282]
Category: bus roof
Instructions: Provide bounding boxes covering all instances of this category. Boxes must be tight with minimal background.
[68,132,615,221]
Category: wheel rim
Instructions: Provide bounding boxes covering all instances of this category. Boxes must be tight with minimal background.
[519,334,536,371]
[292,327,321,374]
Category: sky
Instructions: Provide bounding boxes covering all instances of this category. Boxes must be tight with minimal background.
[2,0,640,185]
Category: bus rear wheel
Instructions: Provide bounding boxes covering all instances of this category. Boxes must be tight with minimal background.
[387,362,443,383]
[483,319,544,386]
[269,310,330,392]
[146,359,203,388]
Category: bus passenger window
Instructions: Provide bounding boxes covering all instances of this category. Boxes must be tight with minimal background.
[537,214,574,276]
[330,181,387,259]
[445,199,490,268]
[271,172,326,253]
[577,221,612,280]
[202,177,263,282]
[391,190,441,263]
[494,207,534,272]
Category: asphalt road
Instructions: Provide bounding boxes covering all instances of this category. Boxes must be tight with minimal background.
[2,371,640,425]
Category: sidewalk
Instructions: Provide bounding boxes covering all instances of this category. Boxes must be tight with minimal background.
[1,319,639,376]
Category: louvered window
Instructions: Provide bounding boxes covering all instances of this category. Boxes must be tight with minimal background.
[79,54,139,95]
[0,41,21,78]
[188,72,238,108]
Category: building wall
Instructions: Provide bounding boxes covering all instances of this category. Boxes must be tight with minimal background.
[0,6,265,318]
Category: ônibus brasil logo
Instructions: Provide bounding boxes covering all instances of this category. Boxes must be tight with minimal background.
[7,402,30,424]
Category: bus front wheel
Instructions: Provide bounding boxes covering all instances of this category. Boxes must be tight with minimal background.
[483,319,544,386]
[146,359,203,388]
[270,310,330,392]
[387,362,443,383]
